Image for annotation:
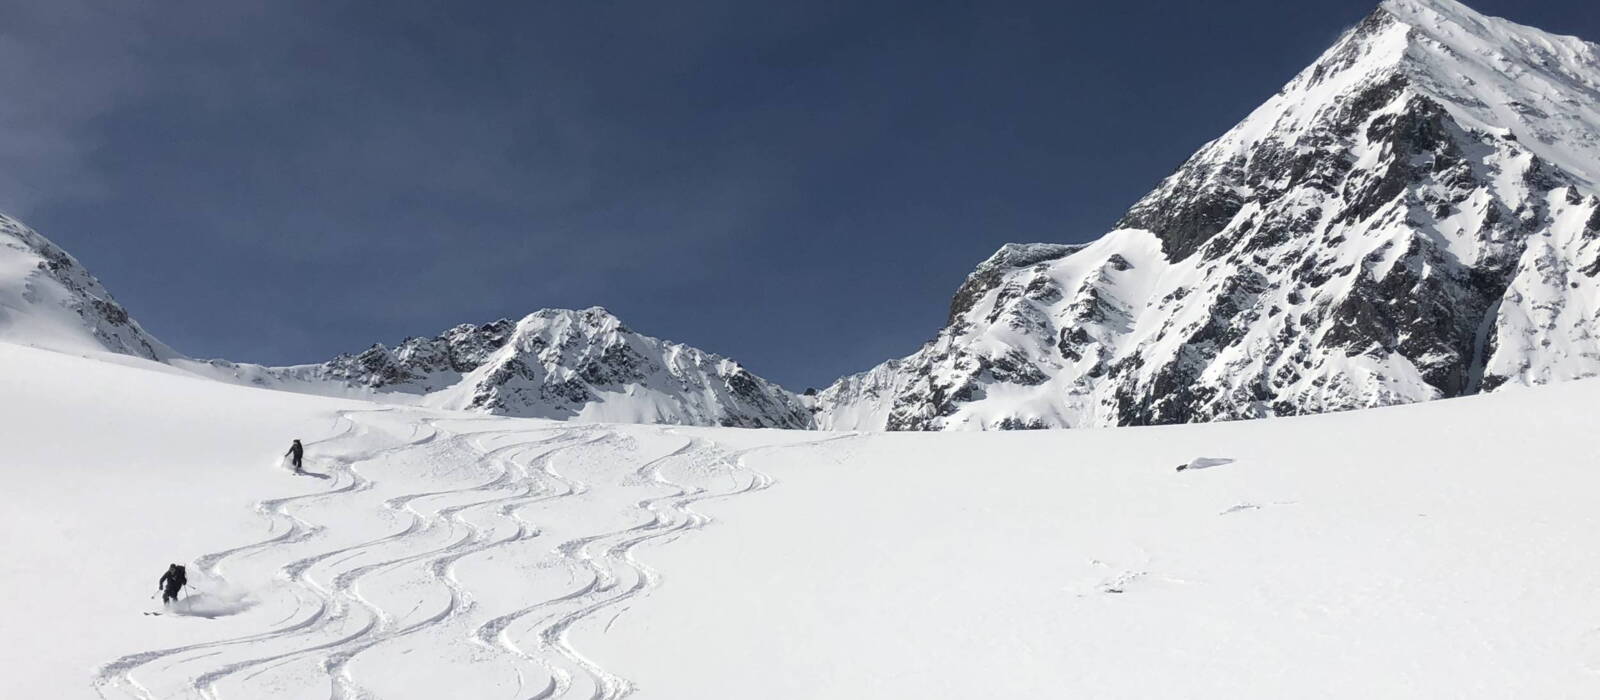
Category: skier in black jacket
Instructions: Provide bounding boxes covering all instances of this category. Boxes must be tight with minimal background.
[158,564,186,604]
[286,439,304,472]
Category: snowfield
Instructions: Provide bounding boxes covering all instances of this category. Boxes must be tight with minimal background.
[5,0,1599,696]
[6,340,1600,698]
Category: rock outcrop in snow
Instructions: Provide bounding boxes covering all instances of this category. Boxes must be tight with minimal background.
[817,0,1600,430]
[0,213,177,361]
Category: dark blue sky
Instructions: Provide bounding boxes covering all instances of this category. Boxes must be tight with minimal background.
[5,0,1597,389]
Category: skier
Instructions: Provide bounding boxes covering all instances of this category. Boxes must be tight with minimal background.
[286,439,304,473]
[158,563,187,605]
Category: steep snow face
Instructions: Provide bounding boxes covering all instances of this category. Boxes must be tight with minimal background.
[203,307,815,429]
[0,213,177,361]
[819,0,1600,430]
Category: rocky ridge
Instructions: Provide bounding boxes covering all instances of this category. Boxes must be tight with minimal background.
[816,0,1600,430]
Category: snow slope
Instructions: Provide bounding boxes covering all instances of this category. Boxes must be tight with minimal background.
[818,0,1600,430]
[8,337,1600,698]
[0,341,832,699]
[602,378,1600,698]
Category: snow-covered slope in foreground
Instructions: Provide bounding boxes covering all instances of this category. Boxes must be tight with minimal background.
[8,342,1600,698]
[1,341,831,699]
[607,381,1600,698]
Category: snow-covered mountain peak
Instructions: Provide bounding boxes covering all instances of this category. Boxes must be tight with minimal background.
[0,213,177,361]
[192,305,815,429]
[1182,0,1600,203]
[1116,0,1600,266]
[1380,0,1600,186]
[424,308,815,427]
[9,0,1600,436]
[818,0,1600,431]
[0,211,807,430]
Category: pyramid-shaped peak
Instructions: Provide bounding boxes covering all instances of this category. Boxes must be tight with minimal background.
[1158,0,1600,205]
[818,0,1600,431]
[1381,0,1600,185]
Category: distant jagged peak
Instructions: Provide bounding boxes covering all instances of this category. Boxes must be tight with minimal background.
[224,304,813,428]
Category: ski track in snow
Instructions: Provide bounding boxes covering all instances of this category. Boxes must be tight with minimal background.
[91,411,842,700]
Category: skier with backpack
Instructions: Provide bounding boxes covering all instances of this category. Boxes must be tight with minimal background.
[157,563,187,605]
[286,439,304,473]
